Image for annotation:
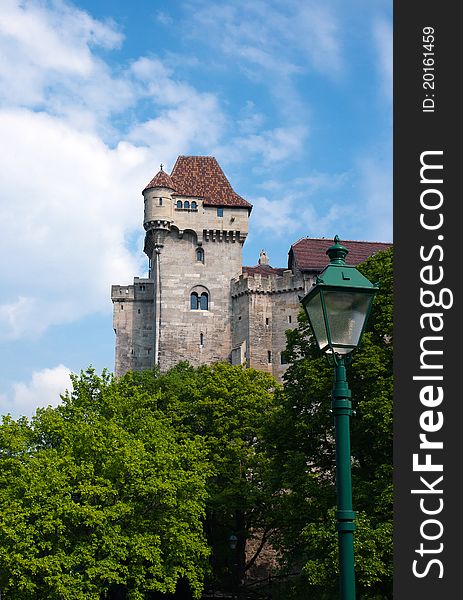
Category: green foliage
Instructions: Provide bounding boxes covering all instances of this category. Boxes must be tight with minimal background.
[0,369,211,599]
[268,248,393,598]
[0,248,393,599]
[125,363,280,586]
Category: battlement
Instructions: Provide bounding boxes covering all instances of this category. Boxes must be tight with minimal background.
[231,269,304,297]
[111,278,154,302]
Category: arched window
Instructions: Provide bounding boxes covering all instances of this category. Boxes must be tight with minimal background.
[190,292,199,310]
[196,247,204,263]
[191,201,197,210]
[184,200,190,209]
[190,287,209,311]
[200,292,208,310]
[176,200,182,209]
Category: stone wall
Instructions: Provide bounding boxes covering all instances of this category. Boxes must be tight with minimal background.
[155,229,244,371]
[231,270,306,379]
[111,278,154,376]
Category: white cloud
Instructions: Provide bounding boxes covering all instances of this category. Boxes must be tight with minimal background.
[1,364,73,418]
[0,108,148,339]
[250,195,299,237]
[0,2,229,341]
[250,194,356,241]
[0,297,39,340]
[248,168,356,240]
[0,0,128,125]
[188,0,342,78]
[223,125,308,166]
[155,11,174,26]
[183,0,342,135]
[128,57,226,154]
[295,4,343,76]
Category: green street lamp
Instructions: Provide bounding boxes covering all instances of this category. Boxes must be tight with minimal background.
[300,236,378,600]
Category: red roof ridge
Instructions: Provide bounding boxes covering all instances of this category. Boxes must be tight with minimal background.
[290,237,392,272]
[292,236,392,246]
[242,265,287,277]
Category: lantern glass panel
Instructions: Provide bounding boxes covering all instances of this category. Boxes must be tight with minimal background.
[323,290,372,353]
[304,292,329,351]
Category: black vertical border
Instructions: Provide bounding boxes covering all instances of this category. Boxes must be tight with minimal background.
[394,3,460,598]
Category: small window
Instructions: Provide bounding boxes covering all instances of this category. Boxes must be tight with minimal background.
[177,200,182,209]
[288,315,292,323]
[200,333,204,346]
[184,200,190,209]
[196,247,204,263]
[120,304,124,310]
[191,201,197,210]
[159,197,163,206]
[281,351,289,365]
[138,308,141,314]
[190,292,199,310]
[217,207,223,217]
[267,351,272,364]
[265,317,269,326]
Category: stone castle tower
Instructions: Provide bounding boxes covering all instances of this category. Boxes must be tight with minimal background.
[112,156,252,375]
[112,156,392,379]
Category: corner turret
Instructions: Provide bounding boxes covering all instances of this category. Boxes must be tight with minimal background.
[142,165,177,258]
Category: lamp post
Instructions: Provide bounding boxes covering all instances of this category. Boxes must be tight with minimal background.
[300,236,378,600]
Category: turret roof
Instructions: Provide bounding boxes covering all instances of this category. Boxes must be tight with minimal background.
[289,237,392,272]
[144,156,251,209]
[143,166,176,192]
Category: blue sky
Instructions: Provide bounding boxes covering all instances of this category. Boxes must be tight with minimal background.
[0,0,392,417]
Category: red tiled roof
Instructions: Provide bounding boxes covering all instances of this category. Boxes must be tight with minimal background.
[243,265,287,277]
[290,237,392,272]
[169,156,252,209]
[143,168,176,192]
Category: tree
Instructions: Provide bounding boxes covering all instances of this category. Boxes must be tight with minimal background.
[267,248,393,598]
[0,368,211,600]
[126,362,280,591]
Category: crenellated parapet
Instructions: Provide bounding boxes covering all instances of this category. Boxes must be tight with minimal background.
[231,269,304,298]
[203,228,247,244]
[111,278,154,303]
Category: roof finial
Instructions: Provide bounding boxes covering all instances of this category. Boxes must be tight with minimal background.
[258,249,269,266]
[160,163,163,171]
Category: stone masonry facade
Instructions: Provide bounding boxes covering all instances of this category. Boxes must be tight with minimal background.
[112,156,392,380]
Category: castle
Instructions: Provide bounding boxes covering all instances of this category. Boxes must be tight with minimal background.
[112,156,391,379]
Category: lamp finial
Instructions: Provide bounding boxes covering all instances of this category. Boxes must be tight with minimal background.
[326,235,349,265]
